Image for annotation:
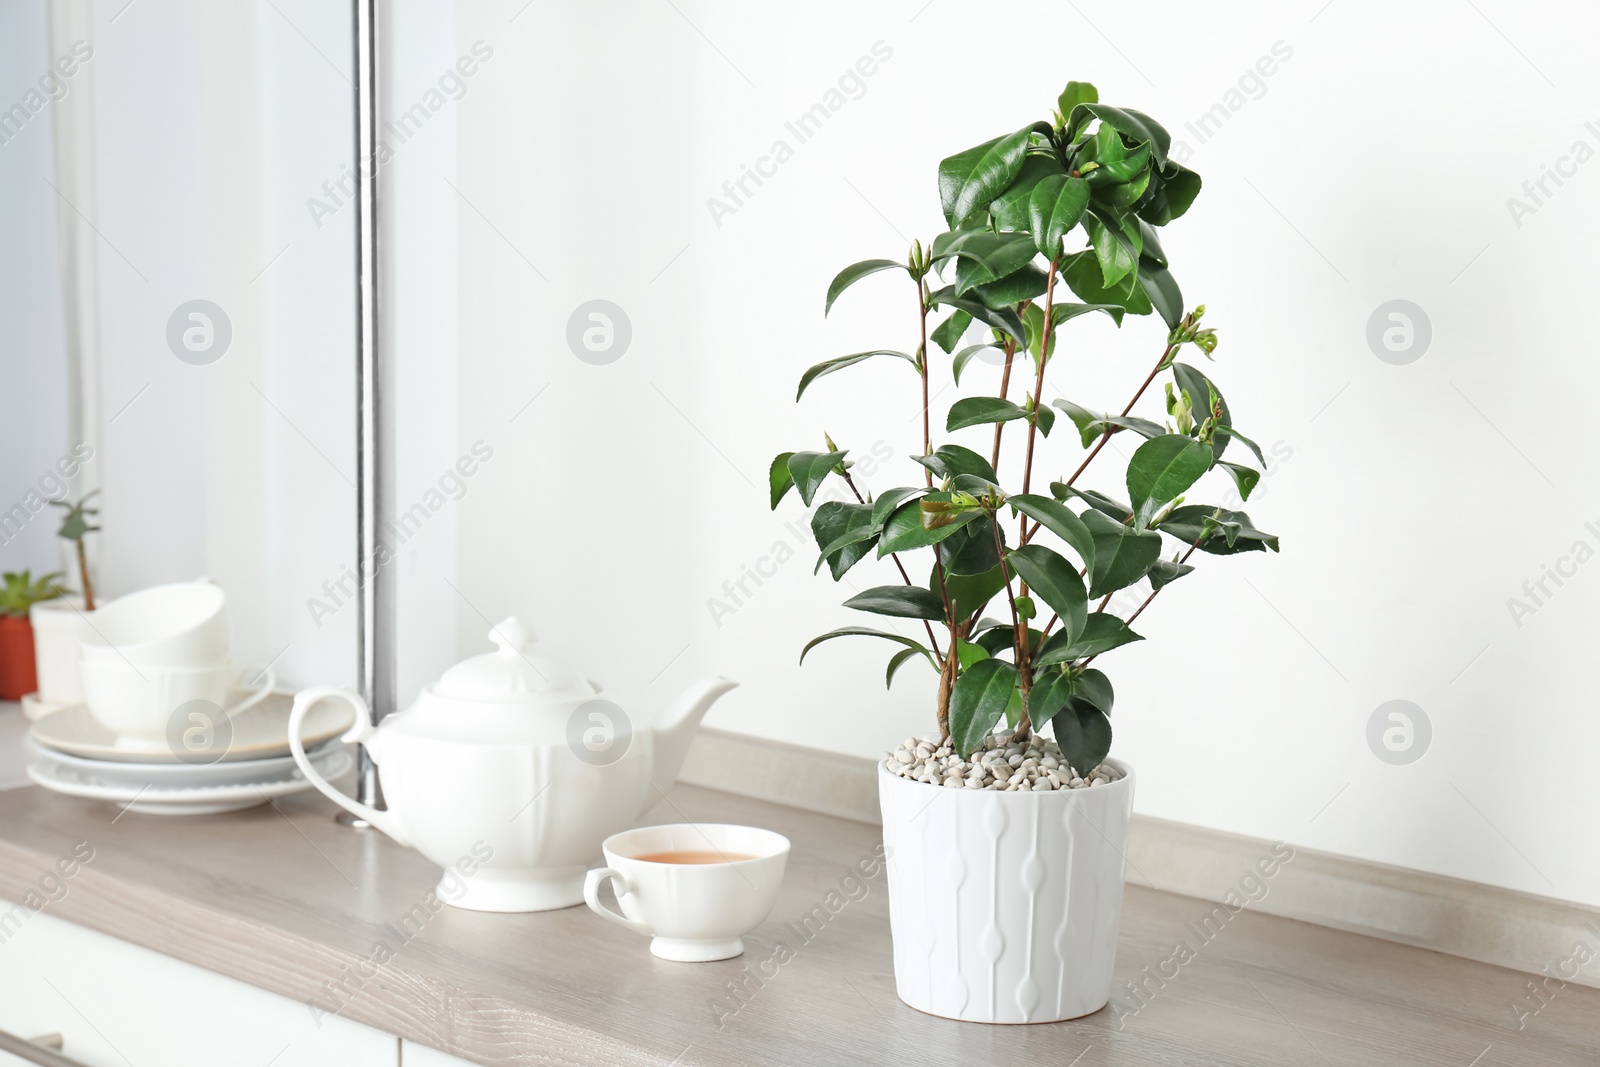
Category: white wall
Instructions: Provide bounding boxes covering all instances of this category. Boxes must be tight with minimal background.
[441,0,1600,907]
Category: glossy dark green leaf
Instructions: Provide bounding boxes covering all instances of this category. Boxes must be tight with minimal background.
[811,501,876,580]
[1060,251,1152,317]
[786,450,846,507]
[871,487,927,529]
[1127,434,1214,528]
[974,624,1016,657]
[1172,363,1230,460]
[769,452,795,510]
[939,563,1006,622]
[938,514,1002,575]
[1027,174,1091,257]
[1026,669,1074,729]
[1053,399,1104,448]
[912,443,998,483]
[1156,505,1279,554]
[1094,415,1167,440]
[1139,163,1202,226]
[1034,401,1056,437]
[950,659,1019,757]
[1060,613,1143,660]
[826,259,907,315]
[877,501,979,556]
[1053,483,1132,520]
[1138,220,1168,267]
[885,647,933,689]
[938,128,1034,228]
[951,232,1040,295]
[1214,425,1265,467]
[1139,261,1183,329]
[1058,80,1098,120]
[930,310,971,355]
[1008,494,1094,569]
[844,585,945,620]
[1084,207,1141,288]
[1220,462,1260,501]
[1074,668,1114,715]
[990,155,1066,231]
[1055,702,1113,776]
[1146,556,1194,590]
[952,343,1002,386]
[1004,544,1088,644]
[1070,104,1171,167]
[1081,509,1162,597]
[927,287,1027,345]
[947,397,1030,432]
[797,350,917,401]
[972,265,1049,308]
[799,626,932,666]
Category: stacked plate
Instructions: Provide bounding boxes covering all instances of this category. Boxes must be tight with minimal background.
[27,691,356,816]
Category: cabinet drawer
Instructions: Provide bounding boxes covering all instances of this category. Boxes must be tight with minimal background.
[0,910,397,1067]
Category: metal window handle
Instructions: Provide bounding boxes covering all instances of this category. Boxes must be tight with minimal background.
[0,1030,89,1067]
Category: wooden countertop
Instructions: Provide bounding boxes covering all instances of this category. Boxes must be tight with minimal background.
[0,782,1595,1067]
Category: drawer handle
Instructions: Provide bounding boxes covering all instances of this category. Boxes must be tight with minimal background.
[0,1030,88,1067]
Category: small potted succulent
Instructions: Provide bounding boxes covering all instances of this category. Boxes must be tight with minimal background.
[0,571,66,702]
[771,80,1277,1023]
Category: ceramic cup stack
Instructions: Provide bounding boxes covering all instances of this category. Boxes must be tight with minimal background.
[25,581,354,815]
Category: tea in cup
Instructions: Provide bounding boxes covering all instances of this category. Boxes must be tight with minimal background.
[584,823,789,961]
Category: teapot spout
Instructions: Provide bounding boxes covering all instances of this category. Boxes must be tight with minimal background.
[649,676,738,800]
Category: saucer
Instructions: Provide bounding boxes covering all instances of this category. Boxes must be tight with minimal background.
[27,746,354,816]
[30,691,355,764]
[26,736,343,788]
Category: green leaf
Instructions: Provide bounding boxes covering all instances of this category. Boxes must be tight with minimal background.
[927,287,1027,345]
[930,309,972,355]
[769,452,795,510]
[811,501,876,580]
[1060,250,1152,317]
[972,265,1049,308]
[951,232,1039,295]
[950,659,1019,757]
[1026,669,1074,729]
[1172,363,1230,460]
[1053,483,1132,520]
[1004,544,1088,645]
[990,155,1066,231]
[1057,80,1098,120]
[1084,207,1140,288]
[871,487,927,529]
[1126,434,1214,528]
[1055,703,1112,776]
[877,502,979,556]
[825,259,907,315]
[1008,494,1094,570]
[796,350,917,401]
[974,624,1015,656]
[885,647,933,689]
[1081,509,1162,597]
[786,450,846,507]
[938,128,1034,228]
[947,397,1030,432]
[939,564,1006,622]
[938,514,1002,575]
[952,343,1002,386]
[1034,401,1055,437]
[1220,462,1260,501]
[799,626,931,666]
[912,443,998,483]
[1092,414,1167,440]
[1139,163,1202,226]
[1052,399,1105,448]
[1027,174,1091,257]
[1215,425,1266,467]
[1060,613,1143,660]
[955,640,991,670]
[1146,557,1194,590]
[1138,220,1168,267]
[1073,668,1114,716]
[1139,262,1183,330]
[1156,505,1279,554]
[844,585,945,620]
[1070,103,1171,167]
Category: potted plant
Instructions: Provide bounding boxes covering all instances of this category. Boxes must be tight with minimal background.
[0,571,67,702]
[771,80,1278,1023]
[26,491,100,713]
[51,490,99,612]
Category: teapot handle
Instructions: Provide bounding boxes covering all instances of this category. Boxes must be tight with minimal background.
[288,686,411,847]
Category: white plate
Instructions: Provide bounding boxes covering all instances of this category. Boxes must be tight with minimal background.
[26,737,344,788]
[30,691,354,763]
[27,746,354,816]
[20,692,67,722]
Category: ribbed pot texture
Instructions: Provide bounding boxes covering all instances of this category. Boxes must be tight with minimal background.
[878,757,1134,1023]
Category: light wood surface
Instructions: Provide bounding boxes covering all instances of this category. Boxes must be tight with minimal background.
[0,782,1595,1067]
[682,726,1600,990]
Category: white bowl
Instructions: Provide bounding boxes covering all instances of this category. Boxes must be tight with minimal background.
[77,581,229,667]
[79,658,272,748]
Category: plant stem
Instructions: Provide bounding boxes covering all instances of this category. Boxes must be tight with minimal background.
[935,637,957,740]
[76,540,94,612]
[990,336,1017,472]
[917,279,932,487]
[992,515,1032,738]
[1019,257,1060,509]
[839,470,943,663]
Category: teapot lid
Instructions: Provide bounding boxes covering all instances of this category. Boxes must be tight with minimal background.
[429,617,597,706]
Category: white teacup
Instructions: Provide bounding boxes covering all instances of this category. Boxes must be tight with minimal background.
[79,658,275,749]
[78,581,229,668]
[584,823,789,962]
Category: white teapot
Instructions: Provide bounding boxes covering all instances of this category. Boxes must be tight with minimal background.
[288,618,736,912]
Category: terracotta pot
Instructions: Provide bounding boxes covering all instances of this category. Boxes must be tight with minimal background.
[0,615,39,701]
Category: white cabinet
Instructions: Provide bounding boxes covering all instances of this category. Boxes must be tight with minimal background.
[0,911,398,1067]
[402,1042,479,1066]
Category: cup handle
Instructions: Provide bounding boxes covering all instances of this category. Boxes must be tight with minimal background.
[288,686,411,847]
[225,665,276,717]
[584,868,651,935]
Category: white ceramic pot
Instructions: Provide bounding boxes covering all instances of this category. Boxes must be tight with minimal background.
[878,757,1134,1023]
[29,597,87,707]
